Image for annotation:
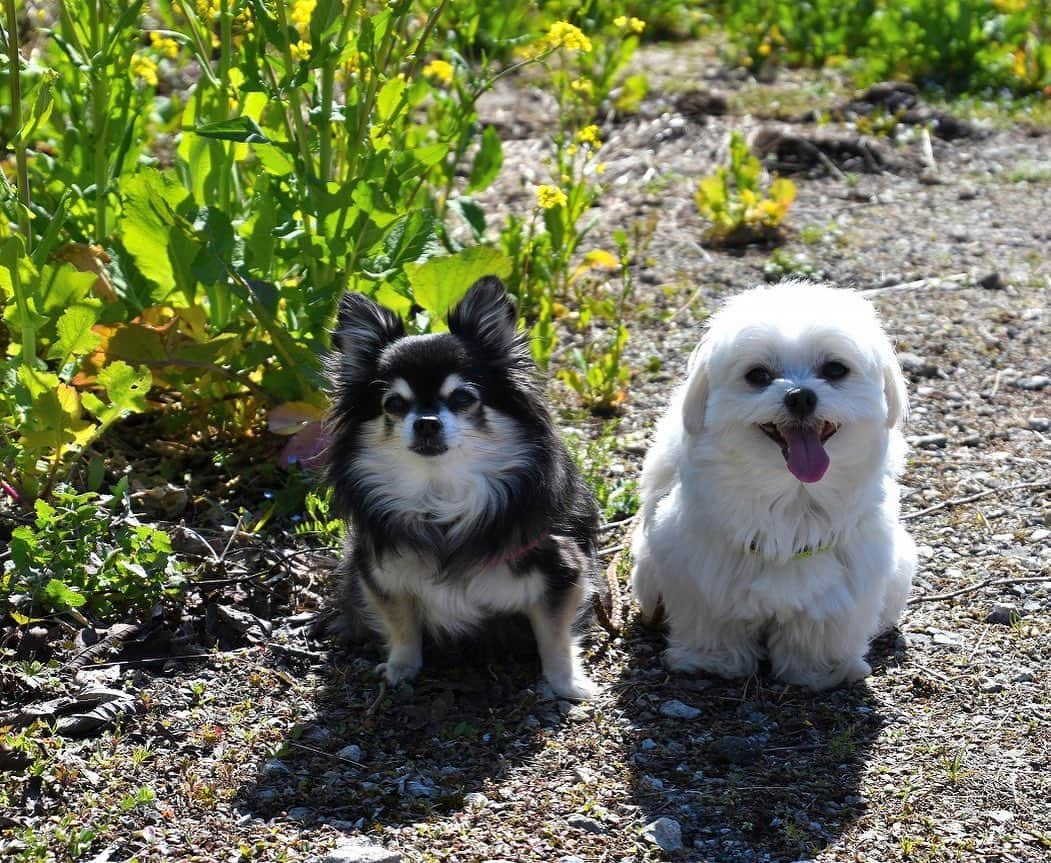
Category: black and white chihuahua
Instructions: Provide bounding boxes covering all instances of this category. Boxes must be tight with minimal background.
[326,276,600,700]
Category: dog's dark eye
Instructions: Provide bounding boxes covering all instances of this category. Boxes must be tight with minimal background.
[446,388,478,410]
[745,367,774,388]
[820,360,849,381]
[383,394,410,415]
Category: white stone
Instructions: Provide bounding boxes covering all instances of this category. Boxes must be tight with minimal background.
[641,817,683,852]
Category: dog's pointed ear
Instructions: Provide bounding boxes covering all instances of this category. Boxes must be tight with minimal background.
[682,341,711,436]
[331,292,404,383]
[447,276,519,358]
[882,344,909,429]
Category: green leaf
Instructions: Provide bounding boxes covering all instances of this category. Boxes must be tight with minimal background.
[376,76,407,122]
[48,305,102,363]
[448,197,486,240]
[253,143,295,176]
[94,361,151,425]
[38,262,97,316]
[193,116,271,143]
[406,246,513,319]
[381,211,440,272]
[467,125,503,192]
[44,578,88,610]
[119,169,196,301]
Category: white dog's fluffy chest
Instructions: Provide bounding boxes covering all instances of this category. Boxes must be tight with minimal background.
[370,551,548,636]
[647,471,899,624]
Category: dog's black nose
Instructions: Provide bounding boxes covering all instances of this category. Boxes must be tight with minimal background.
[784,387,817,418]
[413,415,442,437]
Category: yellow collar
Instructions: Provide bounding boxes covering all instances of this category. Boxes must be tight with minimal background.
[748,541,834,560]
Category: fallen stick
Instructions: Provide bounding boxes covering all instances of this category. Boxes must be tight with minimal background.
[902,477,1050,520]
[861,272,968,296]
[909,576,1050,605]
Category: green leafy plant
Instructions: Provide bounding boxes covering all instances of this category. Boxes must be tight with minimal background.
[1,0,649,504]
[715,0,1051,95]
[565,424,640,523]
[2,483,185,620]
[557,219,652,413]
[695,131,796,247]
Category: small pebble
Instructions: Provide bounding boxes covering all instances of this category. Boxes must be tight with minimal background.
[463,792,488,810]
[984,603,1020,626]
[909,433,948,449]
[710,735,766,765]
[659,699,701,720]
[320,837,402,863]
[1027,416,1050,432]
[1013,375,1050,391]
[641,817,684,852]
[567,813,607,834]
[978,271,1004,290]
[337,744,363,763]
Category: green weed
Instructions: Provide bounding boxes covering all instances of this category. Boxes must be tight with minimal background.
[716,0,1051,95]
[566,423,640,523]
[695,131,796,247]
[1,482,185,619]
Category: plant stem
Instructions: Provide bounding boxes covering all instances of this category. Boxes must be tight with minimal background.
[91,0,111,242]
[4,0,31,249]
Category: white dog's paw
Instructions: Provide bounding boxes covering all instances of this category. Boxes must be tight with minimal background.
[777,656,871,690]
[663,644,758,679]
[375,659,421,687]
[545,671,599,702]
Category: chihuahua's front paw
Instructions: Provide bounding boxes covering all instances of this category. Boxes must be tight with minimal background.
[375,660,420,687]
[545,671,599,702]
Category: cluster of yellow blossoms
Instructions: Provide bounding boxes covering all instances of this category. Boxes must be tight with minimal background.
[149,31,180,60]
[535,185,568,210]
[423,59,454,86]
[544,21,592,53]
[289,0,317,62]
[613,15,646,35]
[130,53,159,87]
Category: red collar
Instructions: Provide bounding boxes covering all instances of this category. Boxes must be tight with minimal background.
[487,534,547,567]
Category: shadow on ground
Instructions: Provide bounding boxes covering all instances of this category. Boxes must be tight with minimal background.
[615,622,907,861]
[236,622,569,829]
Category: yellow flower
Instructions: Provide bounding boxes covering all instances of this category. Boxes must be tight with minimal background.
[131,53,158,87]
[614,15,628,29]
[576,124,601,146]
[290,0,317,39]
[290,40,311,62]
[423,59,454,86]
[149,32,180,60]
[535,185,567,209]
[545,21,592,53]
[570,78,594,98]
[594,162,606,175]
[196,0,220,20]
[582,249,618,269]
[628,17,646,34]
[566,144,579,157]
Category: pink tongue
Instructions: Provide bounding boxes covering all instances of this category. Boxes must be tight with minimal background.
[782,426,829,483]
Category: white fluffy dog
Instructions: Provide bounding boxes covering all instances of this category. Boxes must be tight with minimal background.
[631,282,915,690]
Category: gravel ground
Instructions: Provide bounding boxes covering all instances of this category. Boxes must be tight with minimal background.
[3,40,1049,863]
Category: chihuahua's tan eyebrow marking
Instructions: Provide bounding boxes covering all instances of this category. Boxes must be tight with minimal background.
[389,378,414,400]
[439,374,473,398]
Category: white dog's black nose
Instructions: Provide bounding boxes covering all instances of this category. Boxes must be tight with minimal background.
[413,415,443,437]
[784,387,817,418]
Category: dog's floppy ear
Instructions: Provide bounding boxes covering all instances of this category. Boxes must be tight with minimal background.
[447,276,521,359]
[331,291,405,383]
[881,344,909,428]
[681,341,711,436]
